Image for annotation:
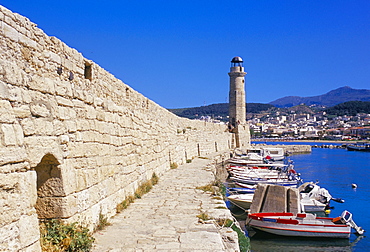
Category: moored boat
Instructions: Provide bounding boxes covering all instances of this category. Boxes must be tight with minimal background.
[247,210,365,238]
[346,142,370,152]
[231,176,300,187]
[229,162,302,187]
[227,187,255,194]
[227,193,254,209]
[299,182,344,213]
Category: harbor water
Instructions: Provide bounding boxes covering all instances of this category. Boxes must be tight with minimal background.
[247,141,369,252]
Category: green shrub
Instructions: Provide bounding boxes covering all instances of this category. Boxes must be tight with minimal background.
[231,224,250,252]
[197,212,210,221]
[116,195,135,213]
[151,172,159,185]
[135,180,153,199]
[40,219,94,252]
[196,180,222,196]
[216,218,233,227]
[117,173,159,213]
[95,213,111,231]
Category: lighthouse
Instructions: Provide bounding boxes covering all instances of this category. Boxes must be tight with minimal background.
[228,56,250,148]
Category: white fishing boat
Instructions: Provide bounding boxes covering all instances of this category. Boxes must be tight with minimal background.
[247,210,365,238]
[261,147,285,161]
[227,163,288,172]
[227,193,254,210]
[231,176,300,187]
[229,162,301,187]
[233,147,286,161]
[230,168,290,180]
[228,157,265,165]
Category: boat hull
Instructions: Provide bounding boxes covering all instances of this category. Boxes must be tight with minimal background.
[347,145,370,152]
[249,221,350,238]
[248,213,351,239]
[231,176,299,187]
[227,194,254,209]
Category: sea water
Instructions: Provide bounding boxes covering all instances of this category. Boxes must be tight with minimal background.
[248,141,369,252]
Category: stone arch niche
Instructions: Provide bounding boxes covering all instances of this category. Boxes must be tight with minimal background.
[34,153,66,219]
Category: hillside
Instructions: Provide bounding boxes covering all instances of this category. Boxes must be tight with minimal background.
[324,101,370,116]
[168,103,274,121]
[269,86,370,108]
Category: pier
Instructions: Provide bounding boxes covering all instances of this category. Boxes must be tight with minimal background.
[92,152,240,252]
[251,144,312,155]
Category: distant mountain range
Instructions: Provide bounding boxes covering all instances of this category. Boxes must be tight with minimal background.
[269,86,370,108]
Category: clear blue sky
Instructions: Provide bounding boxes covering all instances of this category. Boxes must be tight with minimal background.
[1,1,369,108]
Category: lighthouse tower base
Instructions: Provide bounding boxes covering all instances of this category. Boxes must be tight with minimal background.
[231,124,251,149]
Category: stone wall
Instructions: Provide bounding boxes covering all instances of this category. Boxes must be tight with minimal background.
[0,5,232,251]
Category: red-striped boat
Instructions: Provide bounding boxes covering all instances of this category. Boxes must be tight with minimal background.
[247,211,364,238]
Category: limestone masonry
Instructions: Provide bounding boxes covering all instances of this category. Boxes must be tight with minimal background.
[0,5,232,251]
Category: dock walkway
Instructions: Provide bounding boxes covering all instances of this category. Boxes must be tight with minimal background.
[92,152,239,252]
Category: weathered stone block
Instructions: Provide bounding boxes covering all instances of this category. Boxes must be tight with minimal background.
[35,196,64,219]
[20,118,35,136]
[1,123,25,146]
[2,22,19,42]
[1,123,17,146]
[0,81,10,100]
[18,214,40,248]
[0,172,36,228]
[52,119,66,136]
[30,101,52,118]
[49,51,62,64]
[14,123,25,145]
[0,146,27,166]
[0,222,20,251]
[56,96,74,107]
[55,80,73,97]
[0,162,28,174]
[0,100,16,123]
[19,33,37,49]
[33,118,53,135]
[13,105,31,118]
[23,136,62,167]
[28,76,56,94]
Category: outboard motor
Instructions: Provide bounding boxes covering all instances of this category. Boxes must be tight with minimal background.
[340,210,365,235]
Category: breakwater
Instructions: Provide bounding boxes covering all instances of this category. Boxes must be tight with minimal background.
[0,5,232,251]
[312,144,346,149]
[251,144,312,154]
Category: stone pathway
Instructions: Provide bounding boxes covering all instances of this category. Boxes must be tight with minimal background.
[92,153,239,252]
